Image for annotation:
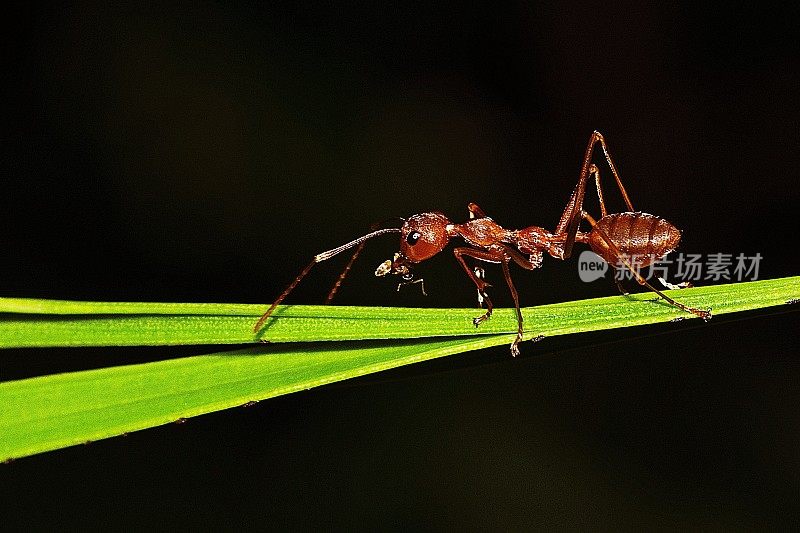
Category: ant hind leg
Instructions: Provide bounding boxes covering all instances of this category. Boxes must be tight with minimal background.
[613,269,631,296]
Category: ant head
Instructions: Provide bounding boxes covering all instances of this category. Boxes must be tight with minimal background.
[375,212,452,278]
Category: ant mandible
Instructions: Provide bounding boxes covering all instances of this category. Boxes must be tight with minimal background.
[254,131,712,356]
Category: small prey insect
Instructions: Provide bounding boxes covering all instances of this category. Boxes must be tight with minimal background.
[254,131,711,355]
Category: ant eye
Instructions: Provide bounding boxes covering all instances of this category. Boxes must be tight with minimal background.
[406,231,422,245]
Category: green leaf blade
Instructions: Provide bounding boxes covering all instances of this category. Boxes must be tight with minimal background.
[0,276,798,460]
[1,336,512,460]
[0,277,796,347]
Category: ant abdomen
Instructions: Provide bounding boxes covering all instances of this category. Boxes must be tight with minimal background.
[589,212,680,267]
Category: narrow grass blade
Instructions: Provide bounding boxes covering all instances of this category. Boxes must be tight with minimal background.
[0,277,797,348]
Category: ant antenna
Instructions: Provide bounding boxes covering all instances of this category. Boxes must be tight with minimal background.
[254,227,401,333]
[324,217,406,304]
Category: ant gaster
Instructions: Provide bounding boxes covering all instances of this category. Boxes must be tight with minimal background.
[255,131,712,356]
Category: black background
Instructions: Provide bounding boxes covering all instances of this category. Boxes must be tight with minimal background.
[3,2,800,529]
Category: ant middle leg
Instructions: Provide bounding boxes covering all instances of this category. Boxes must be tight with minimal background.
[454,246,540,356]
[501,258,526,356]
[453,244,539,327]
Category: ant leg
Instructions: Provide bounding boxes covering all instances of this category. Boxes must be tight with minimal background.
[473,265,486,304]
[457,261,489,310]
[583,212,711,321]
[591,131,634,211]
[471,242,538,310]
[592,164,608,218]
[453,247,505,326]
[455,247,539,356]
[613,269,630,295]
[589,150,636,217]
[495,241,544,271]
[397,277,427,295]
[548,164,598,260]
[500,259,528,357]
[658,277,692,290]
[468,202,487,219]
[556,131,636,258]
[556,164,594,235]
[500,243,546,353]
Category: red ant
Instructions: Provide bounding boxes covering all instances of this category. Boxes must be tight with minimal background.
[254,131,711,355]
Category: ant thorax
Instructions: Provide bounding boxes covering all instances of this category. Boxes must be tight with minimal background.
[454,217,511,248]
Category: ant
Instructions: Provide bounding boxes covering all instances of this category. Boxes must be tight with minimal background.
[254,131,712,356]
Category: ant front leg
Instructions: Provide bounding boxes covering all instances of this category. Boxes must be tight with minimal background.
[473,265,486,301]
[453,247,502,326]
